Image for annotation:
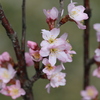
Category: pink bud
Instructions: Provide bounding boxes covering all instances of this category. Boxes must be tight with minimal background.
[27,41,38,50]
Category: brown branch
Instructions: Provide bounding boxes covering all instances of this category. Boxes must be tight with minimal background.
[0,4,35,100]
[56,0,65,28]
[21,0,26,55]
[31,64,44,83]
[83,0,91,89]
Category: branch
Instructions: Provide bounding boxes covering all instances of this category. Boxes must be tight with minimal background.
[30,64,45,84]
[56,0,64,28]
[21,0,26,55]
[83,0,91,89]
[0,5,25,70]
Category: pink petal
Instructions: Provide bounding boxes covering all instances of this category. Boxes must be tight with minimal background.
[60,33,68,40]
[68,2,76,13]
[76,21,86,29]
[50,7,58,20]
[41,29,51,40]
[50,28,60,39]
[49,53,56,66]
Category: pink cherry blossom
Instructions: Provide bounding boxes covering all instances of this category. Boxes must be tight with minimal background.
[94,48,100,62]
[81,86,98,100]
[42,58,65,75]
[40,28,65,47]
[42,58,55,75]
[0,64,16,83]
[25,52,34,66]
[93,67,100,78]
[43,7,58,20]
[7,80,26,99]
[40,29,76,65]
[40,44,69,66]
[68,1,88,29]
[93,23,100,42]
[46,65,66,93]
[29,48,42,62]
[0,83,10,96]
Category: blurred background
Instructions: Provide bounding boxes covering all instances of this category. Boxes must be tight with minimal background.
[0,0,100,100]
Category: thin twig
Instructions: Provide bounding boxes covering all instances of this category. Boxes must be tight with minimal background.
[56,0,64,28]
[83,0,91,89]
[21,0,26,55]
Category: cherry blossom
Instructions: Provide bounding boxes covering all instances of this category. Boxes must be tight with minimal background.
[7,80,26,99]
[29,48,42,62]
[43,7,58,20]
[0,64,16,83]
[27,41,42,62]
[93,23,100,42]
[46,65,66,93]
[40,28,65,47]
[81,86,98,100]
[40,28,76,66]
[42,58,55,75]
[68,1,88,29]
[40,44,68,66]
[94,48,100,62]
[93,67,100,78]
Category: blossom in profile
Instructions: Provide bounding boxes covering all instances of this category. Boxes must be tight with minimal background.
[0,64,16,83]
[81,86,98,100]
[7,80,26,99]
[93,23,100,42]
[43,7,58,20]
[27,41,42,62]
[29,49,42,62]
[94,48,100,62]
[93,67,100,78]
[68,1,88,29]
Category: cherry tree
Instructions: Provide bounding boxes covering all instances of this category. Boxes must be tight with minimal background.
[0,0,99,100]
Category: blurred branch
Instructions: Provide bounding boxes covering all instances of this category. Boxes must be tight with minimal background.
[21,0,26,55]
[83,0,91,89]
[56,0,64,28]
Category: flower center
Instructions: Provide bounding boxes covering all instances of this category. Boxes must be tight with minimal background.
[10,88,19,96]
[87,89,94,97]
[50,48,58,53]
[32,52,40,60]
[45,64,53,70]
[3,70,10,79]
[48,38,55,44]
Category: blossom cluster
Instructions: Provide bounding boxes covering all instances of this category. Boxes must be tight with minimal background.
[0,52,26,99]
[26,0,89,93]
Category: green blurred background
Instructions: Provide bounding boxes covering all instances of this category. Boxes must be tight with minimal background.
[0,0,100,100]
